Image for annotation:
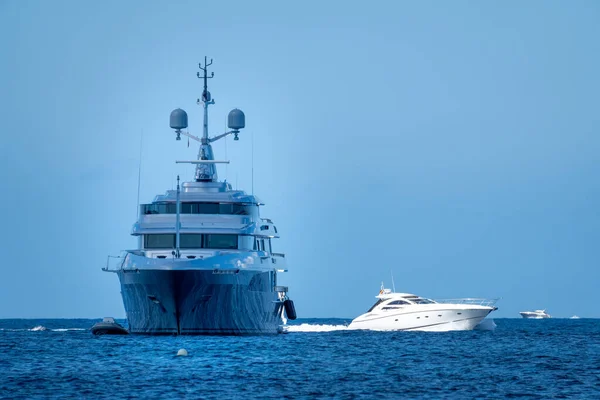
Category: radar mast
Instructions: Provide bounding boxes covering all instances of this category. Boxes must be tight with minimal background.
[170,57,245,183]
[195,56,216,181]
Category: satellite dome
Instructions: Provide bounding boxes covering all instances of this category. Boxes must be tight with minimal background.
[228,108,245,131]
[170,108,188,130]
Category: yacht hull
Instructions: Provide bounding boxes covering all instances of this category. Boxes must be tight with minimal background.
[117,269,283,335]
[348,307,494,332]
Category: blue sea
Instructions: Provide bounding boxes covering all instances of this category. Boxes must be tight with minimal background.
[1,318,599,399]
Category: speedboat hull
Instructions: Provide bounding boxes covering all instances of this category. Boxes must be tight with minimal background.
[348,306,495,332]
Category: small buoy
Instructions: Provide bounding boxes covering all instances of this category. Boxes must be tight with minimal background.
[177,348,188,357]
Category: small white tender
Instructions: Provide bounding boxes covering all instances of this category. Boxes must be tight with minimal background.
[348,284,498,332]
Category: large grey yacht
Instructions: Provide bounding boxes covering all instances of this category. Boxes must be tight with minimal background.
[103,58,295,334]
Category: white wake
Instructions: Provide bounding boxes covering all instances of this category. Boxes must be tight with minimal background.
[285,319,497,333]
[474,319,496,331]
[52,328,87,332]
[30,325,47,332]
[286,323,350,333]
[0,326,89,332]
[29,325,87,332]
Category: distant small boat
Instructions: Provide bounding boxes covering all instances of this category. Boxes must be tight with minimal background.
[30,325,47,332]
[570,315,580,319]
[91,317,129,335]
[519,310,551,319]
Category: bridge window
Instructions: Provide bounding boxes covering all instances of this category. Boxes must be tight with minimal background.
[198,203,220,214]
[141,202,250,215]
[180,234,203,249]
[219,204,249,215]
[180,203,197,213]
[144,234,238,249]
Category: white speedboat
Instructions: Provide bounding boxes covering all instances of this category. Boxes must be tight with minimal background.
[348,285,498,332]
[519,310,551,319]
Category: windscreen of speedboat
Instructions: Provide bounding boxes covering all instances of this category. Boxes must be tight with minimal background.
[388,300,411,305]
[381,299,413,310]
[367,299,384,312]
[411,298,436,304]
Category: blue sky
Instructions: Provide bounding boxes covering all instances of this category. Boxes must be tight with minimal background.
[1,1,598,319]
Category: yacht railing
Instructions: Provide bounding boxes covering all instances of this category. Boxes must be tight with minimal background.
[104,249,282,271]
[103,250,146,271]
[435,298,499,307]
[103,255,127,272]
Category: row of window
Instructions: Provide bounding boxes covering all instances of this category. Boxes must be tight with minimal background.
[367,298,435,312]
[145,234,238,250]
[143,234,273,252]
[141,202,251,216]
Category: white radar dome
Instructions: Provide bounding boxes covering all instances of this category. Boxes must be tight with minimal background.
[228,108,245,131]
[170,108,188,130]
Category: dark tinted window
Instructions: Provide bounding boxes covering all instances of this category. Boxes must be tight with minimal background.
[179,234,203,249]
[219,203,233,214]
[145,234,174,249]
[141,202,250,215]
[232,204,249,215]
[388,300,411,305]
[144,234,239,249]
[205,234,238,249]
[367,299,383,313]
[412,298,435,304]
[198,203,220,214]
[180,203,198,214]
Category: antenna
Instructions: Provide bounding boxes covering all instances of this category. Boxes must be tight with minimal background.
[391,270,396,293]
[251,129,254,195]
[175,175,181,259]
[224,116,228,182]
[136,130,143,219]
[197,56,215,142]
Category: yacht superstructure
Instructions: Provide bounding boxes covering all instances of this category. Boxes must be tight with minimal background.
[348,285,498,332]
[103,58,295,335]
